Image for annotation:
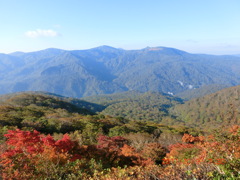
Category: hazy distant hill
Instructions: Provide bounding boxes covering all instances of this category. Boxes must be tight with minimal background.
[1,46,240,97]
[170,85,240,127]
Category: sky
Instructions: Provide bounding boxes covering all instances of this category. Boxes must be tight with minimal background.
[0,0,240,54]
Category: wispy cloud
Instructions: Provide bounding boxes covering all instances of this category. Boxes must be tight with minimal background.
[25,29,60,38]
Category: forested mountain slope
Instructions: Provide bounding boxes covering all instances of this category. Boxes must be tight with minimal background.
[1,46,240,97]
[170,85,240,128]
[0,91,195,140]
[83,91,183,122]
[0,91,104,113]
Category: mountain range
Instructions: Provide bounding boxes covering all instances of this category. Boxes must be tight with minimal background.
[1,46,240,98]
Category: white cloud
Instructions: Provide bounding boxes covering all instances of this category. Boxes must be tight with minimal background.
[25,29,59,38]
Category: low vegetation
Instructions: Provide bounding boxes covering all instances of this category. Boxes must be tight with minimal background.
[0,91,239,179]
[0,126,239,179]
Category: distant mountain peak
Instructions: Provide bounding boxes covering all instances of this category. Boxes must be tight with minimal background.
[91,45,124,53]
[141,46,188,56]
[144,47,164,51]
[99,45,115,48]
[93,45,116,50]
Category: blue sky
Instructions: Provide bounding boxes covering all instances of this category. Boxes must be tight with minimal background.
[0,0,239,54]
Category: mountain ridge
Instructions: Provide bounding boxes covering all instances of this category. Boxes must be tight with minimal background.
[1,46,240,97]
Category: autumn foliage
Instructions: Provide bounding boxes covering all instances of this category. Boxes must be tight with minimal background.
[0,126,239,179]
[0,129,82,179]
[162,126,240,178]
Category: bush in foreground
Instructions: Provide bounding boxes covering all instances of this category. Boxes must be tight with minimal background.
[0,126,239,179]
